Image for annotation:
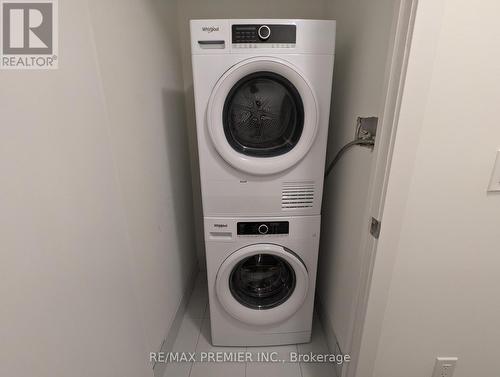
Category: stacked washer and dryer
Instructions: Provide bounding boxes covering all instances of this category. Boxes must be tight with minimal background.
[190,19,335,346]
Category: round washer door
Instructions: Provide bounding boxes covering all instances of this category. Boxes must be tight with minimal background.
[207,57,318,175]
[215,243,308,326]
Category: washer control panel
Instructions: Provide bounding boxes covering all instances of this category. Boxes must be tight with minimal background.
[237,221,289,235]
[232,24,296,45]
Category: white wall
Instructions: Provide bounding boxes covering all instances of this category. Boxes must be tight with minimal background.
[318,0,397,353]
[175,0,331,266]
[357,1,500,376]
[88,0,198,354]
[0,0,196,375]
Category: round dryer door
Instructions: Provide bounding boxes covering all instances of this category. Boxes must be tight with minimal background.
[207,57,318,175]
[215,244,308,326]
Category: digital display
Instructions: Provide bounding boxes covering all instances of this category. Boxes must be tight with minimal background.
[232,24,296,44]
[237,222,289,235]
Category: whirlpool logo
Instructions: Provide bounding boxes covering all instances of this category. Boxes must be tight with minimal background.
[202,26,220,33]
[1,0,58,69]
[213,224,228,228]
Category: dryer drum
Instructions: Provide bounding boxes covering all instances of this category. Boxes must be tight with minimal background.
[223,71,305,157]
[229,253,296,310]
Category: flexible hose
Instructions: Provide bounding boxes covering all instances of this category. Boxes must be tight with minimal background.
[324,139,375,178]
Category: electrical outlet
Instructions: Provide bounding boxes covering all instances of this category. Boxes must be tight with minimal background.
[355,116,378,141]
[432,357,457,377]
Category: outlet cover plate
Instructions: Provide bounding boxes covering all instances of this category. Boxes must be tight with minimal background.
[432,357,457,377]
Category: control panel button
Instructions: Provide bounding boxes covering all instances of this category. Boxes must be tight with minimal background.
[258,25,271,40]
[258,224,269,234]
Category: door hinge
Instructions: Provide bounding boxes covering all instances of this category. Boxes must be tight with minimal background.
[370,217,381,239]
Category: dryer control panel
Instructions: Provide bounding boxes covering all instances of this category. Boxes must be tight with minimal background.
[237,221,289,235]
[232,24,296,45]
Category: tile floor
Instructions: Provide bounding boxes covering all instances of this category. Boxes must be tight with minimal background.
[163,274,338,377]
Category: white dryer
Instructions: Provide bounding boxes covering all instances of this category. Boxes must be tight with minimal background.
[204,216,320,346]
[191,19,336,217]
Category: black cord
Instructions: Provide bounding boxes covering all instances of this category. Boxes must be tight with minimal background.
[324,139,375,178]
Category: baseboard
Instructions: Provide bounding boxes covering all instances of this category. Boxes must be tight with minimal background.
[315,296,344,377]
[153,266,199,377]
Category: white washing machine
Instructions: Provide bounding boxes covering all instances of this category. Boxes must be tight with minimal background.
[191,19,336,217]
[205,216,320,346]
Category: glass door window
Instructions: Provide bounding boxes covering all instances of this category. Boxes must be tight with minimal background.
[229,253,296,309]
[223,71,304,157]
[207,58,318,175]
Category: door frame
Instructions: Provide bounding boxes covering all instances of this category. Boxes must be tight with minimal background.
[344,1,419,376]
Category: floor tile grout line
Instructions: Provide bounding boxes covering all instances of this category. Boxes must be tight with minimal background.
[188,274,205,377]
[295,343,305,377]
[299,361,305,377]
[187,313,206,377]
[244,346,247,377]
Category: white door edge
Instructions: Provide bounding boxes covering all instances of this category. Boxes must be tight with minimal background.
[344,1,420,377]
